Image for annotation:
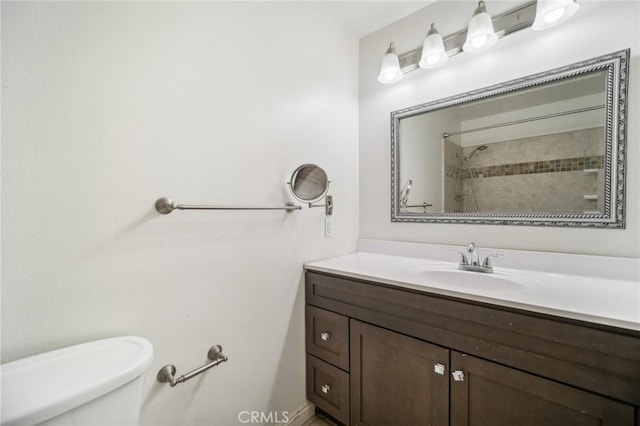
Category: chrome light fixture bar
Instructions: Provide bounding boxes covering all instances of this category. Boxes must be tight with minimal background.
[382,0,579,82]
[396,1,536,76]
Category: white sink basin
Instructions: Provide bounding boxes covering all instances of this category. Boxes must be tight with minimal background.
[305,249,640,330]
[412,265,527,291]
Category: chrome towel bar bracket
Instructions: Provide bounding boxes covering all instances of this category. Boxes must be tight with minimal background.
[157,345,228,387]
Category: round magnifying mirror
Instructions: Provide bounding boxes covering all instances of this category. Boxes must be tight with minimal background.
[288,164,329,204]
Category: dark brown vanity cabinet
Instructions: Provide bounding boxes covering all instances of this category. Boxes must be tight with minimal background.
[305,270,639,426]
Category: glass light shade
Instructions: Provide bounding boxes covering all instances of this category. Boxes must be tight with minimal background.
[419,24,449,69]
[532,0,579,30]
[377,43,403,84]
[463,1,498,53]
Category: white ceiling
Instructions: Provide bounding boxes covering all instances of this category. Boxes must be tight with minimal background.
[321,1,434,38]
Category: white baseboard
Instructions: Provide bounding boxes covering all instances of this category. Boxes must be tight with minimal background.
[286,401,315,426]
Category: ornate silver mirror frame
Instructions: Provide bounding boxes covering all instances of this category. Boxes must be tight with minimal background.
[391,49,629,227]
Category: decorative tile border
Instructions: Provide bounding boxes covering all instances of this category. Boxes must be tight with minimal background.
[445,155,603,179]
[444,164,461,179]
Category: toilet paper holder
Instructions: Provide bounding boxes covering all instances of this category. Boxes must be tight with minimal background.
[157,345,228,387]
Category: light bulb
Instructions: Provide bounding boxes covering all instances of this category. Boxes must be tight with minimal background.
[471,35,488,48]
[462,1,498,53]
[544,6,565,23]
[377,43,403,84]
[382,70,400,82]
[418,23,448,69]
[532,0,579,30]
[426,55,441,65]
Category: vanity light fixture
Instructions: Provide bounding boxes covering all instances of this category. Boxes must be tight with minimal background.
[462,1,498,53]
[532,0,579,31]
[419,24,448,69]
[377,0,581,84]
[377,43,403,84]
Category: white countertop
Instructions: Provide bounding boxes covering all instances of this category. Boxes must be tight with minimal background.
[305,240,640,332]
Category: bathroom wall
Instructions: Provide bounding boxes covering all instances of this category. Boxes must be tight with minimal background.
[360,1,640,257]
[1,2,361,424]
[398,108,459,213]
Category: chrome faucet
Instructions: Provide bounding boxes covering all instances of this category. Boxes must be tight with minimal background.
[450,242,503,273]
[467,242,480,266]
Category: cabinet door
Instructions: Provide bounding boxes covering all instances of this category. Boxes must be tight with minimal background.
[450,352,635,426]
[350,320,449,426]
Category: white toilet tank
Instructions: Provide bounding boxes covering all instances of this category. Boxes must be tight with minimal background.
[1,336,153,426]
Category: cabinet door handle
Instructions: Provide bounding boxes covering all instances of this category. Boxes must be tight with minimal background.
[452,370,465,382]
[320,332,331,341]
[321,384,331,394]
[434,363,446,375]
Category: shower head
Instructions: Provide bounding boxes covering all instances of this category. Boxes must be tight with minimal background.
[465,145,488,161]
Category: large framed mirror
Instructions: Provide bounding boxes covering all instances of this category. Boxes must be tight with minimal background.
[391,49,629,228]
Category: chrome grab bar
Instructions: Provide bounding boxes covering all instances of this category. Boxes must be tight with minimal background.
[404,202,433,208]
[155,197,302,214]
[157,345,228,387]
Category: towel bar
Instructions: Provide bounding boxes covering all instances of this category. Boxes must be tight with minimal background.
[157,345,228,387]
[155,197,300,214]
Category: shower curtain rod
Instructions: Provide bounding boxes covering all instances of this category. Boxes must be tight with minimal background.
[442,105,604,138]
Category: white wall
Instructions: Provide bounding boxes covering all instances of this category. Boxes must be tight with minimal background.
[360,1,640,257]
[399,114,443,211]
[1,2,359,425]
[399,108,459,211]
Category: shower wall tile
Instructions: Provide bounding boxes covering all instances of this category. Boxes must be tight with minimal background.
[444,139,463,212]
[457,127,604,213]
[463,127,604,169]
[465,171,601,213]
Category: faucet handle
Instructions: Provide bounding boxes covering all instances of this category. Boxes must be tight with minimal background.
[482,254,503,268]
[449,250,469,265]
[466,242,476,253]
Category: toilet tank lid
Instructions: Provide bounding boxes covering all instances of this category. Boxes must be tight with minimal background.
[1,336,153,426]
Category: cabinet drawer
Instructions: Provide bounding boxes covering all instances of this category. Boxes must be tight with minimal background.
[306,305,349,371]
[306,354,350,426]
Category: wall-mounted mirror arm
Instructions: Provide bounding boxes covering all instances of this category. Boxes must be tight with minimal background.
[306,195,334,216]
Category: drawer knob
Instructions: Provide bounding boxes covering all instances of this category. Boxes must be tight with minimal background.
[434,363,446,375]
[452,370,465,382]
[320,332,331,341]
[321,384,331,394]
